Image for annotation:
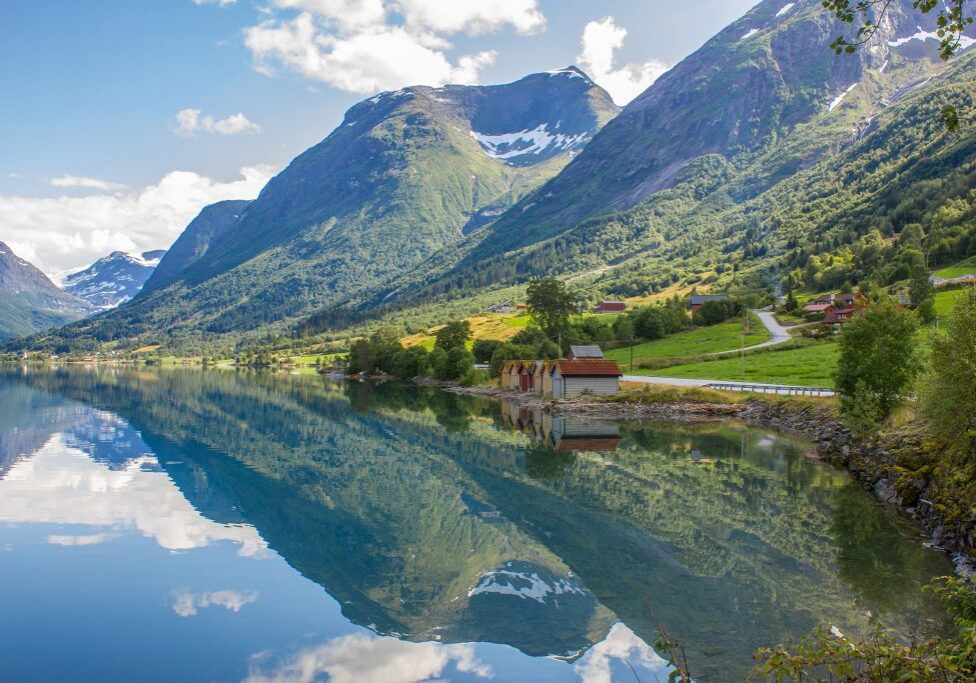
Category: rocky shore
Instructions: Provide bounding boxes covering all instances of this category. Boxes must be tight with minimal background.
[447,384,975,573]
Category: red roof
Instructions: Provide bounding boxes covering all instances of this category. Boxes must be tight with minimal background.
[555,359,623,377]
[823,308,855,324]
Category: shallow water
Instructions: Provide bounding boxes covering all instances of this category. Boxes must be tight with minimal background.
[0,368,954,682]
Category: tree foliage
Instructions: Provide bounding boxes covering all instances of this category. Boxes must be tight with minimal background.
[835,298,922,430]
[526,278,577,341]
[921,287,976,454]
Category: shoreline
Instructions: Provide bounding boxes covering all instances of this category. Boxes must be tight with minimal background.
[445,383,974,574]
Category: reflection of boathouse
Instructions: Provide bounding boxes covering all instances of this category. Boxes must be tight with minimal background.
[498,402,620,452]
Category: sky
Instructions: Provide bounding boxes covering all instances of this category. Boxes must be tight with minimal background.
[0,0,758,279]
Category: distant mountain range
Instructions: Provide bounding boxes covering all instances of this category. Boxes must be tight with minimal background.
[64,250,166,309]
[9,0,976,351]
[0,242,94,341]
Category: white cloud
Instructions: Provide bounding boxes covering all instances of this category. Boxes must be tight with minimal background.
[192,0,237,6]
[394,0,545,35]
[47,175,128,192]
[577,16,670,106]
[0,165,275,276]
[244,0,542,94]
[171,589,259,617]
[244,633,492,683]
[246,14,496,93]
[175,109,261,136]
[272,0,386,32]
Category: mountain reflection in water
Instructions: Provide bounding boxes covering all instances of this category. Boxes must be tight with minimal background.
[0,369,954,682]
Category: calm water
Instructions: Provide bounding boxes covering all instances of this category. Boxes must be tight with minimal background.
[0,368,953,682]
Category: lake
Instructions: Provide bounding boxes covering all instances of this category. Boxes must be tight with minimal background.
[0,368,953,682]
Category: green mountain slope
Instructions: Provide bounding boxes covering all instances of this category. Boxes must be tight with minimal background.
[37,69,617,349]
[0,242,94,341]
[374,0,976,311]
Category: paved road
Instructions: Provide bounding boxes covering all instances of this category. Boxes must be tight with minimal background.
[705,310,793,356]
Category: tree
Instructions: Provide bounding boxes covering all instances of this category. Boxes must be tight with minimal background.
[472,339,504,364]
[921,288,976,454]
[348,338,377,374]
[823,0,972,130]
[835,298,922,430]
[434,320,472,352]
[526,278,576,341]
[909,263,936,322]
[613,315,635,342]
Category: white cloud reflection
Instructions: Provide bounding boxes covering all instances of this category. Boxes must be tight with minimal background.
[574,623,670,683]
[244,632,492,683]
[0,436,269,558]
[171,589,260,617]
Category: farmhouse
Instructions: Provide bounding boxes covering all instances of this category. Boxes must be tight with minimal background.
[596,300,626,314]
[689,294,727,313]
[823,308,855,325]
[548,360,623,398]
[803,302,835,315]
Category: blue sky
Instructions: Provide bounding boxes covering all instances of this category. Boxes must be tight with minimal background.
[0,0,758,276]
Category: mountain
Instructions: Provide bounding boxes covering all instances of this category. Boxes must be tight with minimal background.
[379,0,976,308]
[53,68,617,345]
[64,250,166,309]
[140,200,248,296]
[0,242,94,341]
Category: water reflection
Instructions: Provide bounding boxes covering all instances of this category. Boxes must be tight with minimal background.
[0,369,955,682]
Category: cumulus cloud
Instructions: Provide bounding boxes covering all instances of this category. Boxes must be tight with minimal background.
[47,175,128,192]
[175,109,261,136]
[0,165,275,277]
[244,0,542,94]
[577,16,670,106]
[395,0,545,35]
[192,0,237,6]
[244,633,492,683]
[171,589,259,617]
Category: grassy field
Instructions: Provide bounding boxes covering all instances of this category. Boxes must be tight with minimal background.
[605,316,770,368]
[643,342,839,387]
[933,287,972,317]
[934,258,976,279]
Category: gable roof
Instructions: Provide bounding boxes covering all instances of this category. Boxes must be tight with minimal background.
[555,359,623,377]
[569,345,604,358]
[804,303,834,312]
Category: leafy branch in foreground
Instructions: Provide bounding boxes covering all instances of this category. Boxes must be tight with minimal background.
[822,0,973,129]
[756,576,976,681]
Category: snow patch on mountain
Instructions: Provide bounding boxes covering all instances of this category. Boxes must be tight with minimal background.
[470,125,589,163]
[468,569,586,604]
[889,26,976,51]
[740,28,760,41]
[828,83,858,112]
[775,2,795,17]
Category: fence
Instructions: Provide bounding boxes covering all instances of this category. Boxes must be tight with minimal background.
[704,382,834,397]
